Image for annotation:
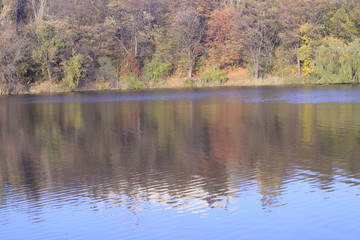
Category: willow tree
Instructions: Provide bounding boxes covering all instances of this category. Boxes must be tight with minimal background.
[315,38,360,83]
[339,39,360,83]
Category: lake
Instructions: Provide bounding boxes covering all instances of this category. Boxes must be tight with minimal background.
[0,85,359,239]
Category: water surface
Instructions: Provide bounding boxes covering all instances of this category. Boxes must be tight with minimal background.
[0,85,359,239]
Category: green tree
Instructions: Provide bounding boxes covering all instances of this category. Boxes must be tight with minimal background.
[144,57,172,84]
[339,39,360,83]
[315,38,360,83]
[32,21,64,82]
[326,7,357,42]
[61,50,85,90]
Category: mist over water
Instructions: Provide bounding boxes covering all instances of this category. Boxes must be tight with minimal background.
[1,85,360,239]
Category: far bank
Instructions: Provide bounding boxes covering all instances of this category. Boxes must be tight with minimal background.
[1,69,321,96]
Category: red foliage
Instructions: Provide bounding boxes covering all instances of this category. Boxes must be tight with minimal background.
[118,54,141,76]
[205,8,239,67]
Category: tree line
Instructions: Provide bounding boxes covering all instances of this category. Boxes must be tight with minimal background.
[0,0,359,94]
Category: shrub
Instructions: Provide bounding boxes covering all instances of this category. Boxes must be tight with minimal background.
[184,78,197,87]
[61,50,85,90]
[97,57,118,85]
[118,54,140,76]
[118,54,146,89]
[144,57,172,83]
[120,73,146,89]
[200,65,228,85]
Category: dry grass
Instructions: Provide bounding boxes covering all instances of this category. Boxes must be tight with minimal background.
[17,69,318,95]
[226,76,292,86]
[29,82,65,94]
[161,76,187,88]
[225,68,317,86]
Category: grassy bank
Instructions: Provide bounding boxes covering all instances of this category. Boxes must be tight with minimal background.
[0,67,343,96]
[0,74,326,96]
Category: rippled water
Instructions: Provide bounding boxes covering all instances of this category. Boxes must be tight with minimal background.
[0,85,360,239]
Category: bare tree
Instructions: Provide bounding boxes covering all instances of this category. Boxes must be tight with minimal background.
[233,0,278,79]
[109,0,162,58]
[32,0,47,22]
[171,8,204,79]
[0,22,28,94]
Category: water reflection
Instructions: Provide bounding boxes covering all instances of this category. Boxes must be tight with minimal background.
[0,86,360,234]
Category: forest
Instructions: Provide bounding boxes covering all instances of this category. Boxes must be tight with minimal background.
[0,0,360,94]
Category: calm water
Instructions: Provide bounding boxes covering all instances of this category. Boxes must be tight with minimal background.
[0,85,360,240]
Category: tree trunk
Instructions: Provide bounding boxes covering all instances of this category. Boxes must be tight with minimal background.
[134,30,138,57]
[46,59,52,81]
[188,64,193,79]
[252,48,261,79]
[188,51,193,79]
[253,55,259,79]
[296,47,301,76]
[255,63,259,79]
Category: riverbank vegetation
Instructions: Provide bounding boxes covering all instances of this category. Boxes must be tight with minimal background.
[0,0,359,94]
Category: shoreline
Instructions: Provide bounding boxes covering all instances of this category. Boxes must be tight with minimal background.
[0,74,349,96]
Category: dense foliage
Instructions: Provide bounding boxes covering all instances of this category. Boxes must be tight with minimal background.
[0,0,359,93]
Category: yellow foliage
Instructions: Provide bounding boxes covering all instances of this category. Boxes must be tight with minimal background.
[320,37,344,45]
[298,23,316,75]
[299,44,313,75]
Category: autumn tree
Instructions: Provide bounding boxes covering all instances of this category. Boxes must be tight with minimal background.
[0,2,29,93]
[108,0,166,59]
[205,7,239,68]
[233,0,278,79]
[274,0,305,75]
[171,8,205,79]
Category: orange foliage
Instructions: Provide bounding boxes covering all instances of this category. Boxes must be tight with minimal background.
[205,8,239,67]
[118,54,141,76]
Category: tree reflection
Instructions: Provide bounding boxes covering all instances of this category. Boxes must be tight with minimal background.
[0,90,360,216]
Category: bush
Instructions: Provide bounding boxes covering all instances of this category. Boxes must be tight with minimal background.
[97,57,118,85]
[200,65,228,86]
[61,50,85,90]
[184,78,197,87]
[120,73,146,89]
[118,54,140,76]
[144,57,172,83]
[118,54,146,89]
